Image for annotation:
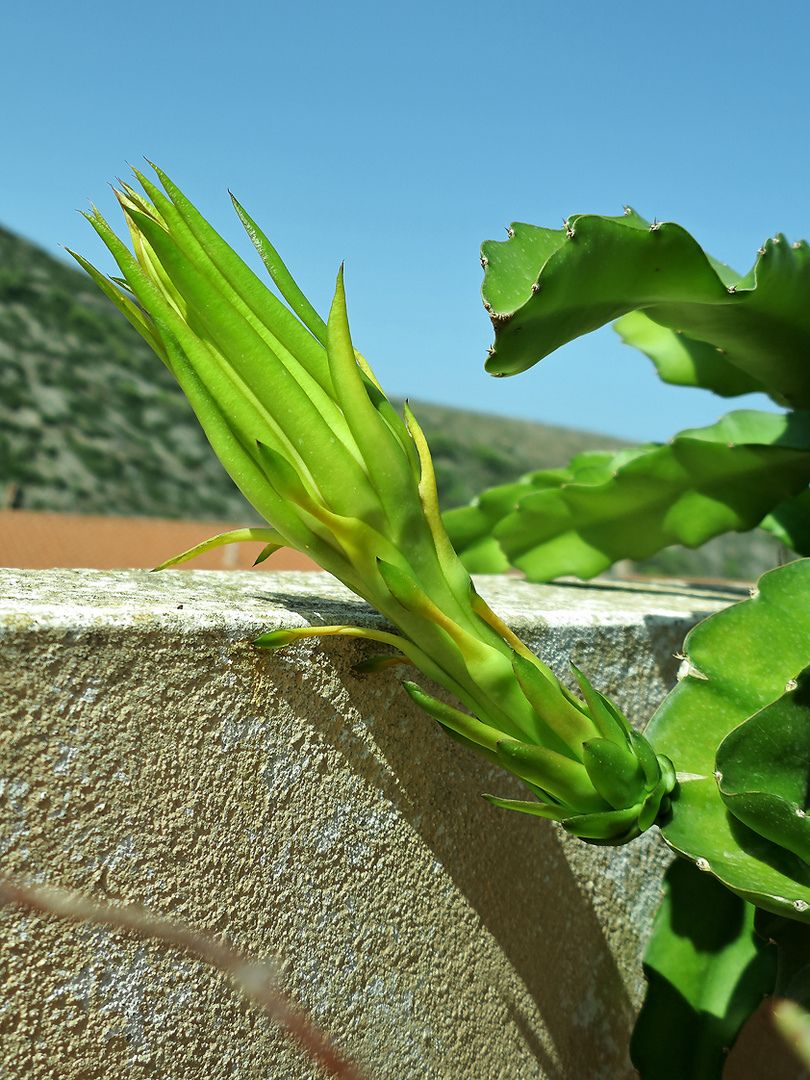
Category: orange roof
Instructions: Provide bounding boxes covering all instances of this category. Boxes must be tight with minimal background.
[0,510,319,572]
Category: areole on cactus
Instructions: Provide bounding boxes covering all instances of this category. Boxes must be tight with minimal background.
[70,163,675,845]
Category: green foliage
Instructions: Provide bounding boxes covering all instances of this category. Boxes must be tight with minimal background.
[446,411,810,580]
[475,207,810,1068]
[482,209,810,412]
[65,169,810,1069]
[444,450,610,573]
[614,309,768,398]
[761,487,810,556]
[451,211,810,582]
[755,908,810,1009]
[716,667,810,863]
[631,859,776,1080]
[647,559,810,919]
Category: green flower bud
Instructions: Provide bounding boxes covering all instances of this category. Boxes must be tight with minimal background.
[73,164,675,845]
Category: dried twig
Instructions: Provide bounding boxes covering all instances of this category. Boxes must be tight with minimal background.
[0,878,369,1080]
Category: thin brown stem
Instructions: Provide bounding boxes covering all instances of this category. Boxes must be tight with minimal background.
[0,878,369,1080]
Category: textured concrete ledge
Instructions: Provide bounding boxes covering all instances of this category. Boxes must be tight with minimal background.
[0,568,746,1079]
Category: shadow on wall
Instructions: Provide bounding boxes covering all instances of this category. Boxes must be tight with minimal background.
[249,621,639,1080]
[1,570,693,1079]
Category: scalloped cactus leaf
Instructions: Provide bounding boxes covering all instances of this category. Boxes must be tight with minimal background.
[481,208,651,315]
[613,310,770,398]
[442,450,615,573]
[447,410,810,583]
[761,487,810,556]
[646,559,810,921]
[630,859,776,1080]
[482,210,810,411]
[716,666,810,864]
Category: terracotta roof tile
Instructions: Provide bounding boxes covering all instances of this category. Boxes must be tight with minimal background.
[0,510,319,572]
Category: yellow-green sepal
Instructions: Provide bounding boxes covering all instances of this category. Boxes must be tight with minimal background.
[561,805,656,845]
[66,246,168,361]
[511,652,597,752]
[495,739,611,815]
[401,680,504,757]
[152,528,283,571]
[481,793,569,821]
[582,737,647,810]
[253,543,279,566]
[375,557,430,614]
[255,623,413,653]
[571,664,632,744]
[637,758,677,832]
[255,627,318,649]
[230,192,329,347]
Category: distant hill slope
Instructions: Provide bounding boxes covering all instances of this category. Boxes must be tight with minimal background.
[0,223,624,518]
[0,223,786,580]
[0,224,255,520]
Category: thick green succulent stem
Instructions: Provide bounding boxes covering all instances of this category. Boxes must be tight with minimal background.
[73,166,673,844]
[647,559,810,919]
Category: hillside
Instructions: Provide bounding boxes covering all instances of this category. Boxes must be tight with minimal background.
[0,223,626,518]
[0,224,255,520]
[0,223,787,580]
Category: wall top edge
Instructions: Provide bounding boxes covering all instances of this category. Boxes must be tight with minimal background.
[0,566,748,638]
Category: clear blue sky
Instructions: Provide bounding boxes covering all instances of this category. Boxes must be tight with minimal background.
[2,0,808,442]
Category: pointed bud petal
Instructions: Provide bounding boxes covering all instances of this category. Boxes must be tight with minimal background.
[482,793,567,820]
[152,528,282,571]
[495,739,612,815]
[582,738,646,810]
[512,652,598,755]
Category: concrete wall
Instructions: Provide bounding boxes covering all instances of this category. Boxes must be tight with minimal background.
[0,568,746,1080]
